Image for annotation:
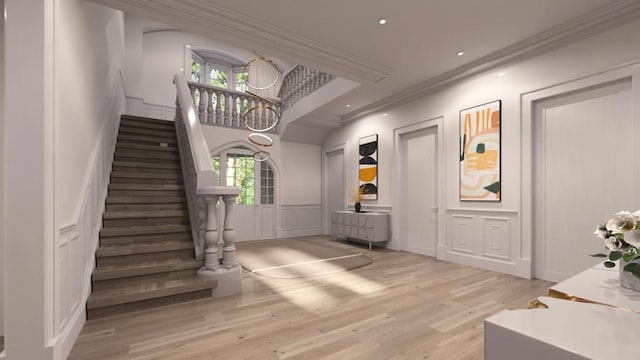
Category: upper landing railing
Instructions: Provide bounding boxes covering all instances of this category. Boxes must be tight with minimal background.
[187,82,280,134]
[278,65,336,111]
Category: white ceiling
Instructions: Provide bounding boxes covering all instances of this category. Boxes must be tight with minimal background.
[93,0,640,136]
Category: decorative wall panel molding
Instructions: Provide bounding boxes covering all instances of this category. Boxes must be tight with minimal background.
[482,216,511,261]
[446,210,520,276]
[279,204,323,238]
[450,215,475,254]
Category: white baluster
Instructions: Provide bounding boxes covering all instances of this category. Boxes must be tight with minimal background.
[198,87,206,123]
[215,90,222,125]
[202,196,220,269]
[206,89,214,125]
[222,194,238,267]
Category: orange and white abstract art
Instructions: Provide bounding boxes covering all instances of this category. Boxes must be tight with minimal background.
[459,100,501,201]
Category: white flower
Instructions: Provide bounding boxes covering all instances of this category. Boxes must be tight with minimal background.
[604,237,621,251]
[594,222,610,239]
[632,210,640,223]
[606,211,636,233]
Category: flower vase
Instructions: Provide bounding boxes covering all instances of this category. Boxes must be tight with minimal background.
[620,258,640,292]
[354,202,361,213]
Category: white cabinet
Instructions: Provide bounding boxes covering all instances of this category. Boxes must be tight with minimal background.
[331,211,389,250]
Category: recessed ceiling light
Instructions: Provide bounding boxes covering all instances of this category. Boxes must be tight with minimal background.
[457,51,465,56]
[185,45,191,48]
[383,113,388,116]
[346,104,351,108]
[180,67,184,71]
[378,18,387,25]
[497,72,506,77]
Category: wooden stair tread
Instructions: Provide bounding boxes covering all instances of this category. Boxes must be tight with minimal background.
[97,239,193,257]
[121,115,174,125]
[106,196,186,204]
[92,256,201,281]
[103,210,187,219]
[87,277,215,309]
[117,133,178,144]
[114,150,179,160]
[111,172,182,179]
[118,126,177,137]
[116,143,178,152]
[112,160,180,169]
[99,232,191,246]
[109,183,184,191]
[101,224,190,237]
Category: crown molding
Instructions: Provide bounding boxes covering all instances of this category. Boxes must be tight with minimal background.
[90,0,391,83]
[341,0,640,123]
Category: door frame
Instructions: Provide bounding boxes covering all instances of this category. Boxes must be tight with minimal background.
[322,142,347,234]
[209,140,281,240]
[521,64,640,279]
[393,117,445,256]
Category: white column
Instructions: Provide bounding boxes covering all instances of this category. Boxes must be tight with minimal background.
[221,195,238,268]
[5,0,56,359]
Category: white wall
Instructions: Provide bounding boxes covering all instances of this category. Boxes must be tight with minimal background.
[323,18,640,278]
[280,142,321,205]
[0,0,5,340]
[56,0,124,226]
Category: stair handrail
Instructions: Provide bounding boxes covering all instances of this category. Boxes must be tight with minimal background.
[173,74,241,293]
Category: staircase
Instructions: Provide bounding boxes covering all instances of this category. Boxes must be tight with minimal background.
[86,115,217,319]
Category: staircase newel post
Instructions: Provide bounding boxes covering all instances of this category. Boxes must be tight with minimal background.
[221,194,239,267]
[202,195,220,269]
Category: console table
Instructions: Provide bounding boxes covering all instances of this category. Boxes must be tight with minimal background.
[485,264,640,359]
[331,211,389,250]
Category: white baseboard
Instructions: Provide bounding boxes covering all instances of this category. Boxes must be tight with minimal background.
[445,250,519,276]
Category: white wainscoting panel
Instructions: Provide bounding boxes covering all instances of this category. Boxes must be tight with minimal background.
[279,205,323,238]
[450,215,475,254]
[482,216,511,261]
[446,209,520,276]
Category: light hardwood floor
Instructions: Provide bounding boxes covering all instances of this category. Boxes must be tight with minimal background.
[69,237,553,360]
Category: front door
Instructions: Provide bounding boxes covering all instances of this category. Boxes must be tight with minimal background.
[214,148,276,242]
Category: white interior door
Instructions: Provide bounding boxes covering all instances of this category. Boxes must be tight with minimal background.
[401,126,438,256]
[534,80,633,282]
[326,149,345,228]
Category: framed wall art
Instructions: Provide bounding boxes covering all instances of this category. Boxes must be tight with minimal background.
[359,134,378,200]
[459,100,501,201]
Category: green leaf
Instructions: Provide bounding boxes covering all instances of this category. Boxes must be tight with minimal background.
[623,252,637,262]
[636,221,640,229]
[590,253,608,258]
[609,251,622,261]
[604,261,616,268]
[633,271,640,279]
[623,262,640,273]
[614,233,625,240]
